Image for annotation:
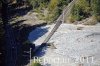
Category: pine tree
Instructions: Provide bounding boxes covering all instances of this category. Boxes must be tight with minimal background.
[1,0,18,66]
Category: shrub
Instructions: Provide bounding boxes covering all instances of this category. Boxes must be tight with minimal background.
[69,0,91,22]
[68,14,76,23]
[48,0,58,11]
[31,59,42,66]
[91,0,100,16]
[31,62,42,66]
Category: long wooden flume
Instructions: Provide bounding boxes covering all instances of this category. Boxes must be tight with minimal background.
[34,0,77,55]
[34,21,62,55]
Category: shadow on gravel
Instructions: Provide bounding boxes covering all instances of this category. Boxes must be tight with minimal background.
[13,22,47,66]
[28,26,49,43]
[8,4,48,65]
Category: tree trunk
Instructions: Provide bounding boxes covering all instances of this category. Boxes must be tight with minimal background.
[1,1,18,66]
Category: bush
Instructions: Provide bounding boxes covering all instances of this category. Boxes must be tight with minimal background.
[31,62,42,66]
[69,0,91,22]
[31,59,42,66]
[48,0,58,11]
[68,14,76,23]
[91,0,100,16]
[28,0,49,9]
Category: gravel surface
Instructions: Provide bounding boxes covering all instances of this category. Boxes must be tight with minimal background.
[28,23,100,66]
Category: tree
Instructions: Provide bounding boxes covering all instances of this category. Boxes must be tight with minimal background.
[69,0,90,21]
[91,0,100,16]
[28,0,50,9]
[0,1,5,66]
[1,0,18,66]
[91,0,100,21]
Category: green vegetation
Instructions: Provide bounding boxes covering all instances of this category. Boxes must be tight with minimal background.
[91,0,100,21]
[28,0,100,23]
[69,0,91,21]
[0,0,100,65]
[31,59,42,66]
[28,0,50,9]
[69,0,100,23]
[28,0,71,23]
[2,0,99,24]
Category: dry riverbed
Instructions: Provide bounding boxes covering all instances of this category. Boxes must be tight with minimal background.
[28,23,100,66]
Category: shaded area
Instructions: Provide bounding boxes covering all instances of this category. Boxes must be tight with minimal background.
[0,21,5,66]
[34,44,48,57]
[0,3,5,65]
[12,21,47,66]
[28,27,49,43]
[15,23,47,44]
[1,2,19,66]
[9,3,32,19]
[0,2,48,66]
[4,2,48,65]
[11,20,27,26]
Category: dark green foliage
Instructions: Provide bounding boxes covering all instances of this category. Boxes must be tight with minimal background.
[91,0,100,16]
[31,62,42,66]
[28,0,71,23]
[91,0,100,21]
[69,0,100,22]
[28,0,50,9]
[58,0,72,7]
[70,0,90,21]
[13,0,100,22]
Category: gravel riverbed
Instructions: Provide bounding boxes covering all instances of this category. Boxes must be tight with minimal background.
[28,23,100,66]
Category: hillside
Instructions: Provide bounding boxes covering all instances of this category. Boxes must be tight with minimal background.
[0,0,100,66]
[27,0,100,24]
